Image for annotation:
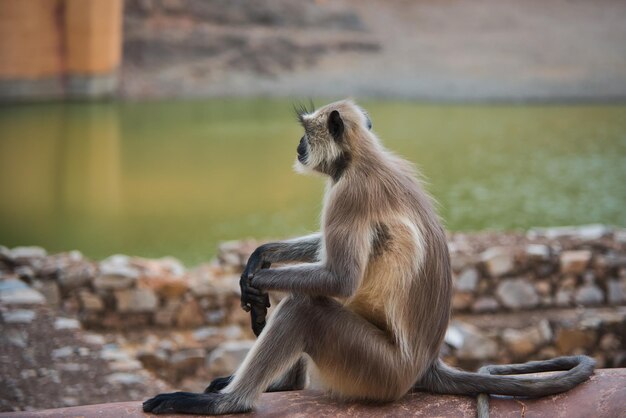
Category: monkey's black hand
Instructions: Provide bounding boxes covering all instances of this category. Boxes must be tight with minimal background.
[250,299,269,336]
[242,245,270,280]
[240,261,271,312]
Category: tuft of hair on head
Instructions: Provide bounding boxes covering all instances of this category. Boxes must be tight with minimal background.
[293,99,315,126]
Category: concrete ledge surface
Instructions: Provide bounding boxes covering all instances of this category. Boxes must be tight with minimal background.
[3,369,625,417]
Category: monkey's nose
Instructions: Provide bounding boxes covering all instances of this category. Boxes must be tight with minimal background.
[297,137,307,162]
[297,137,306,157]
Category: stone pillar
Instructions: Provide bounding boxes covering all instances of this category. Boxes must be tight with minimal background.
[0,0,123,101]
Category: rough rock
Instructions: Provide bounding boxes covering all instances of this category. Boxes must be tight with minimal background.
[51,346,75,359]
[560,276,578,290]
[0,279,46,305]
[154,299,181,326]
[560,250,593,275]
[82,333,106,345]
[101,312,151,328]
[607,279,625,304]
[133,256,185,277]
[528,224,610,240]
[534,280,552,296]
[471,296,500,312]
[114,288,158,313]
[109,359,143,372]
[58,363,85,373]
[170,348,206,380]
[94,274,137,290]
[218,240,257,272]
[575,283,604,306]
[496,278,539,310]
[502,320,552,357]
[480,246,515,277]
[449,250,472,273]
[105,372,146,385]
[95,255,140,290]
[32,280,60,306]
[57,262,97,290]
[175,297,204,328]
[218,241,247,271]
[136,257,188,298]
[61,396,79,406]
[140,275,188,298]
[193,325,242,344]
[445,321,498,360]
[596,253,626,272]
[555,328,597,354]
[574,224,612,240]
[100,346,133,362]
[187,264,221,297]
[207,340,255,375]
[537,346,559,360]
[8,246,48,263]
[192,326,221,341]
[452,292,473,311]
[2,309,36,324]
[78,290,105,312]
[0,245,11,262]
[14,265,35,280]
[455,268,479,292]
[221,325,244,340]
[54,317,81,330]
[525,244,551,260]
[599,333,621,351]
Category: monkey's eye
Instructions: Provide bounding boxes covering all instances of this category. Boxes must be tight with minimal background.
[366,116,372,130]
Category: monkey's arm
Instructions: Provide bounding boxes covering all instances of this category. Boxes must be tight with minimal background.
[251,225,369,298]
[243,233,321,279]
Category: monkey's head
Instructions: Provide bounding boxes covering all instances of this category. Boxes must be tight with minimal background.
[294,99,373,180]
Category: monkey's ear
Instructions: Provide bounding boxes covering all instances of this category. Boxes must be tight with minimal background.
[328,110,344,141]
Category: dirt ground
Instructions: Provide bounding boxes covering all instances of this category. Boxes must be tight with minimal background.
[0,305,171,413]
[120,0,626,101]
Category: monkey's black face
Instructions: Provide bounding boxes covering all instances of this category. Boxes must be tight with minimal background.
[297,136,308,163]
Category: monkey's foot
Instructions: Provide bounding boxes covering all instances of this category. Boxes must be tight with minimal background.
[204,375,234,393]
[143,391,250,415]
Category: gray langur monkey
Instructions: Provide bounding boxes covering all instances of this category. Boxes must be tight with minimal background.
[144,100,595,417]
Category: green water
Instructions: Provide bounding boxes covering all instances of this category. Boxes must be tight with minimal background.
[1,100,625,265]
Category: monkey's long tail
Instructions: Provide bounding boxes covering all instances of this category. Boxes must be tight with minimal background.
[417,355,595,418]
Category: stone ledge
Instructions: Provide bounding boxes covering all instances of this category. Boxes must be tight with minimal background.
[4,368,624,418]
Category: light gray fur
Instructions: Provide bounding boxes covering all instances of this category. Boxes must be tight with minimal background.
[258,233,322,264]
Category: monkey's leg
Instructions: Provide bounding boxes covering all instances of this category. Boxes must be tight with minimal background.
[206,289,306,394]
[266,357,308,391]
[145,296,312,414]
[144,296,414,414]
[204,357,307,393]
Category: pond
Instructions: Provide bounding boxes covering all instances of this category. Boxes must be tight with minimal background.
[1,99,625,265]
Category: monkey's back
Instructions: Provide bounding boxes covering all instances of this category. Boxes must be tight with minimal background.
[342,166,453,373]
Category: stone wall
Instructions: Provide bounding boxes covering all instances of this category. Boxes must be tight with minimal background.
[448,224,626,312]
[1,224,625,388]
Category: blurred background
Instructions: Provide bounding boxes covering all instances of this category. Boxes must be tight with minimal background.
[1,0,625,413]
[1,0,625,264]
